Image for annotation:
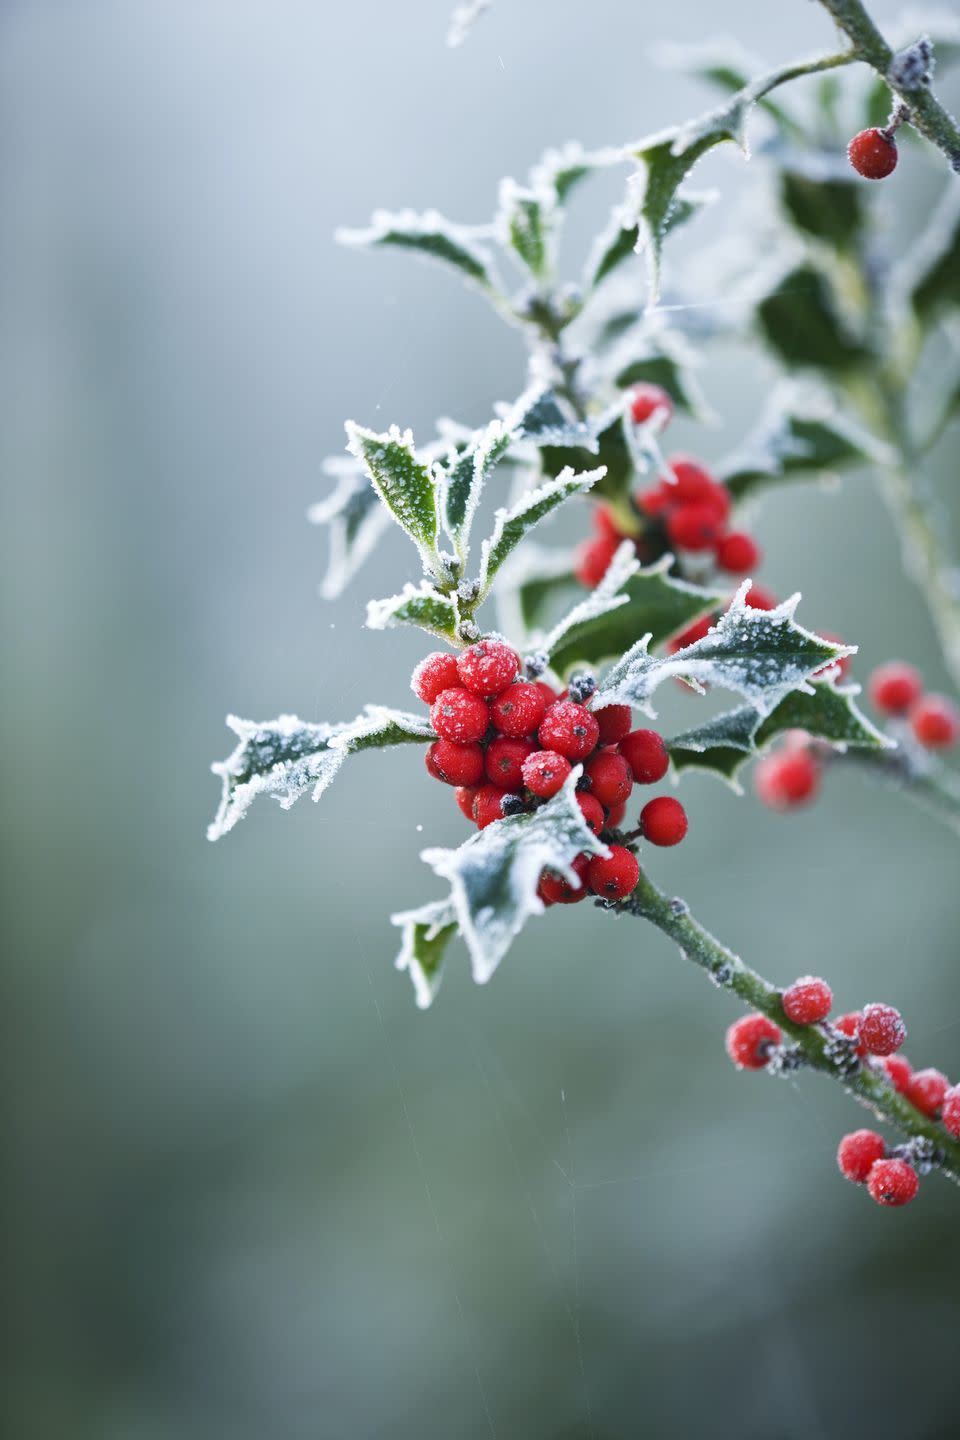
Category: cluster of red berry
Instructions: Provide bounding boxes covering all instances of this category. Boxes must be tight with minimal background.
[726,982,960,1206]
[413,637,690,905]
[754,659,960,812]
[574,384,762,591]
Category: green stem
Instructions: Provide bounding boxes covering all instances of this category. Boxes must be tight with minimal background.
[613,869,960,1185]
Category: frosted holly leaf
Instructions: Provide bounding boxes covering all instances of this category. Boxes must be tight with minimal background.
[497,178,555,281]
[505,385,604,449]
[529,140,624,205]
[583,189,712,293]
[718,383,891,501]
[336,208,501,294]
[901,187,960,321]
[614,347,708,418]
[345,423,441,573]
[755,264,870,373]
[446,0,491,47]
[594,584,851,718]
[308,461,392,600]
[775,149,865,252]
[420,769,608,985]
[208,706,434,841]
[495,542,580,637]
[654,40,794,129]
[392,897,459,1009]
[440,420,514,565]
[539,410,634,505]
[477,466,605,599]
[366,582,460,641]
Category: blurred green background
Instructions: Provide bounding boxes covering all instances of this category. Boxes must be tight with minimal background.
[4,2,959,1436]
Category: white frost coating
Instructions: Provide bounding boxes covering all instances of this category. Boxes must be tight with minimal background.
[495,176,557,278]
[439,416,512,563]
[541,541,639,655]
[307,467,392,600]
[717,379,896,485]
[365,581,458,635]
[335,208,497,289]
[420,770,609,986]
[477,466,605,597]
[529,140,624,197]
[392,897,458,1009]
[447,0,491,47]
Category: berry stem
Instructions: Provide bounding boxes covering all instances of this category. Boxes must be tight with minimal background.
[608,868,960,1185]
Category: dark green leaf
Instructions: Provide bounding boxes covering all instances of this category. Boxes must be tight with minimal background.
[756,264,870,372]
[498,179,554,280]
[478,467,603,597]
[614,351,705,417]
[366,583,460,641]
[345,423,440,567]
[779,167,865,250]
[392,898,458,1009]
[911,193,960,320]
[336,209,499,290]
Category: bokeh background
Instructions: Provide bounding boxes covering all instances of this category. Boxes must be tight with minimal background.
[4,2,959,1436]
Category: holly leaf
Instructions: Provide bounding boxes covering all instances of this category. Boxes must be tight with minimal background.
[908,189,960,321]
[208,707,434,841]
[497,178,555,280]
[419,769,608,985]
[584,206,641,291]
[392,897,458,1009]
[756,264,870,372]
[336,208,500,293]
[440,420,514,565]
[366,582,460,641]
[477,466,604,598]
[307,461,392,599]
[613,336,708,418]
[495,543,580,637]
[778,158,865,252]
[529,141,624,205]
[539,410,635,505]
[345,423,441,571]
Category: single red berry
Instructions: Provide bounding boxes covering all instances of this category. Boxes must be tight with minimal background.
[637,482,673,517]
[485,736,536,791]
[848,127,898,180]
[411,650,461,704]
[667,613,716,654]
[754,749,820,810]
[714,531,761,575]
[538,700,601,762]
[490,681,549,738]
[618,729,669,784]
[837,1129,887,1184]
[594,703,632,746]
[640,795,688,847]
[666,455,717,506]
[905,1067,949,1117]
[430,686,490,744]
[910,693,960,749]
[725,1013,782,1070]
[584,751,633,809]
[867,1158,918,1207]
[587,844,640,900]
[782,976,833,1025]
[456,638,520,698]
[454,785,480,821]
[942,1085,960,1139]
[532,678,558,705]
[869,661,923,715]
[859,1002,906,1057]
[522,749,572,799]
[834,1012,867,1058]
[472,784,507,830]
[576,792,606,836]
[667,502,724,553]
[593,505,623,540]
[575,533,621,587]
[629,382,674,427]
[606,799,627,828]
[743,584,777,611]
[425,738,485,786]
[881,1053,912,1094]
[538,853,590,905]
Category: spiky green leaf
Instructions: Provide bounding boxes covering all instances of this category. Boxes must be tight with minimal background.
[392,898,458,1009]
[366,583,460,641]
[477,467,604,597]
[336,208,500,291]
[345,423,440,568]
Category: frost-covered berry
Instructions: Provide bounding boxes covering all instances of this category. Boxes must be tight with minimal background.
[425,739,485,786]
[640,795,688,846]
[867,1158,918,1206]
[456,638,520,697]
[667,502,724,553]
[485,736,536,791]
[606,799,627,829]
[910,693,960,749]
[834,1012,867,1058]
[584,751,633,809]
[412,650,461,704]
[588,845,640,900]
[837,1129,887,1184]
[905,1067,949,1117]
[859,1002,906,1057]
[725,1013,782,1069]
[522,749,572,799]
[667,613,716,654]
[619,729,669,784]
[743,584,777,611]
[455,785,479,821]
[594,703,632,745]
[754,748,819,810]
[782,976,833,1025]
[532,679,558,707]
[869,661,922,715]
[848,128,898,180]
[942,1085,960,1139]
[575,533,620,587]
[473,784,507,830]
[538,853,590,905]
[629,382,674,427]
[881,1053,912,1093]
[538,700,601,761]
[430,686,490,744]
[490,681,549,738]
[715,531,761,575]
[576,792,606,836]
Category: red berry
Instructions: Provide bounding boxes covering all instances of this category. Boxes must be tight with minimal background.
[725,1013,782,1070]
[905,1067,949,1117]
[629,382,674,427]
[584,751,633,808]
[869,661,922,715]
[587,844,640,900]
[455,785,479,821]
[521,749,572,799]
[754,749,819,810]
[667,502,724,553]
[594,703,632,746]
[538,700,600,762]
[425,738,485,786]
[576,792,606,836]
[485,736,536,791]
[575,534,620,587]
[848,127,898,180]
[640,795,688,846]
[743,584,777,611]
[618,729,669,784]
[606,800,627,829]
[859,1002,906,1057]
[593,505,623,540]
[910,693,960,749]
[667,614,716,654]
[837,1129,887,1184]
[538,853,590,905]
[637,482,673,517]
[411,650,461,704]
[456,638,520,697]
[666,455,717,506]
[881,1053,912,1093]
[782,976,833,1025]
[942,1085,960,1139]
[430,686,490,744]
[715,531,761,575]
[473,784,507,830]
[867,1158,918,1207]
[834,1012,867,1058]
[490,681,549,738]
